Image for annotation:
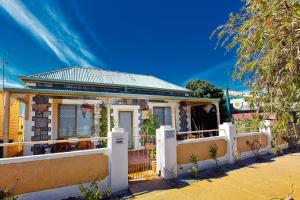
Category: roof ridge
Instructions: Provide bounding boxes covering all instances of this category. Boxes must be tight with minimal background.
[149,75,186,88]
[27,66,76,77]
[28,66,156,78]
[98,68,153,77]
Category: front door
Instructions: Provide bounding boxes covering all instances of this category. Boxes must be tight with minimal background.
[119,111,133,149]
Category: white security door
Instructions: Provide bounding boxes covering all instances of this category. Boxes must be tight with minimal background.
[119,111,133,149]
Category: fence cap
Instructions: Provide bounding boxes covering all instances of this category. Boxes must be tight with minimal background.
[160,125,173,130]
[112,128,124,132]
[221,122,234,125]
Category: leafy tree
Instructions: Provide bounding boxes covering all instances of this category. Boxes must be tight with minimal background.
[212,0,300,143]
[185,80,224,98]
[186,80,228,123]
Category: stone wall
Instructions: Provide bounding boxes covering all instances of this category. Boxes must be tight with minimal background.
[31,95,51,154]
[179,101,188,132]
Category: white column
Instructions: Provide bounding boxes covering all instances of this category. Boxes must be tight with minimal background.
[214,102,221,127]
[156,125,177,179]
[108,128,128,193]
[260,120,273,153]
[3,92,10,158]
[219,122,237,164]
[24,95,34,156]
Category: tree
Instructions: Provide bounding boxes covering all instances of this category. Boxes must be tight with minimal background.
[212,0,300,143]
[185,80,228,125]
[185,80,223,99]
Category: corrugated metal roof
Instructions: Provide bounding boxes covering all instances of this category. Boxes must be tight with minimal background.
[21,67,189,92]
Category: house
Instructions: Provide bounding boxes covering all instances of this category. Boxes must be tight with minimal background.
[1,67,220,157]
[0,91,23,157]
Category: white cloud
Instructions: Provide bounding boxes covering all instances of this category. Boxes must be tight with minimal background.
[3,81,24,88]
[0,0,103,67]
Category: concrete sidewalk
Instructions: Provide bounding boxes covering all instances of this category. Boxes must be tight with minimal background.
[132,153,300,199]
[129,177,171,198]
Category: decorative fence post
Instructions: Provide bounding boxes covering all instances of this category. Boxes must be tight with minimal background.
[108,128,128,194]
[260,120,273,153]
[156,125,177,179]
[219,122,237,164]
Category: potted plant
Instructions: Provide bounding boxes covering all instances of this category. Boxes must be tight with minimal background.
[149,149,157,173]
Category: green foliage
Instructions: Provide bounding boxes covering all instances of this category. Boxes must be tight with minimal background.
[110,108,114,130]
[142,113,158,136]
[149,149,156,160]
[188,154,200,178]
[212,0,300,142]
[99,104,107,137]
[185,80,224,99]
[232,137,242,164]
[79,182,111,200]
[233,151,241,163]
[0,187,18,200]
[99,105,114,137]
[234,116,262,134]
[208,144,219,169]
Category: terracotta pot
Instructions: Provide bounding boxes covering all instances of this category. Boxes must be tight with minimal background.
[151,161,157,174]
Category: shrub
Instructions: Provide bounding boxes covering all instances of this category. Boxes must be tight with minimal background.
[232,138,242,165]
[208,144,219,169]
[149,149,156,160]
[234,117,261,134]
[79,182,111,200]
[142,113,158,136]
[246,137,262,160]
[232,151,242,164]
[0,187,18,200]
[282,134,299,153]
[188,154,200,178]
[99,104,114,137]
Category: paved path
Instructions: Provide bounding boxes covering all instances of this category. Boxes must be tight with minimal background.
[129,177,171,198]
[132,153,300,199]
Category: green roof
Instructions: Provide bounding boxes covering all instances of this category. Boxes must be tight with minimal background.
[21,67,189,92]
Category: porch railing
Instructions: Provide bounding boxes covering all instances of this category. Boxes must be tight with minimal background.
[0,136,108,159]
[176,129,225,140]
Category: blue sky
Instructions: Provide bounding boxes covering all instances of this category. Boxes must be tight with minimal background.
[0,0,245,91]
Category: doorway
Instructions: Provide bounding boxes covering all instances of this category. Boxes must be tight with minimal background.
[119,111,133,149]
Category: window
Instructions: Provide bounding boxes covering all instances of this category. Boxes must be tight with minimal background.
[58,105,94,138]
[153,107,172,127]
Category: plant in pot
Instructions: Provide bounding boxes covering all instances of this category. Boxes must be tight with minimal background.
[149,149,157,174]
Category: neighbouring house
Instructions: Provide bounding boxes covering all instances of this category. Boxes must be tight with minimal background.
[0,91,23,157]
[1,67,220,157]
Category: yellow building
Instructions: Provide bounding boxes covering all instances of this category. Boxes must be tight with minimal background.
[0,91,23,157]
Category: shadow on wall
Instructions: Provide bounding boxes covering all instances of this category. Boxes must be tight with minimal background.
[191,105,218,136]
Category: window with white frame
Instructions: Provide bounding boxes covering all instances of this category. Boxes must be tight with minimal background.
[153,107,172,127]
[58,104,94,138]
